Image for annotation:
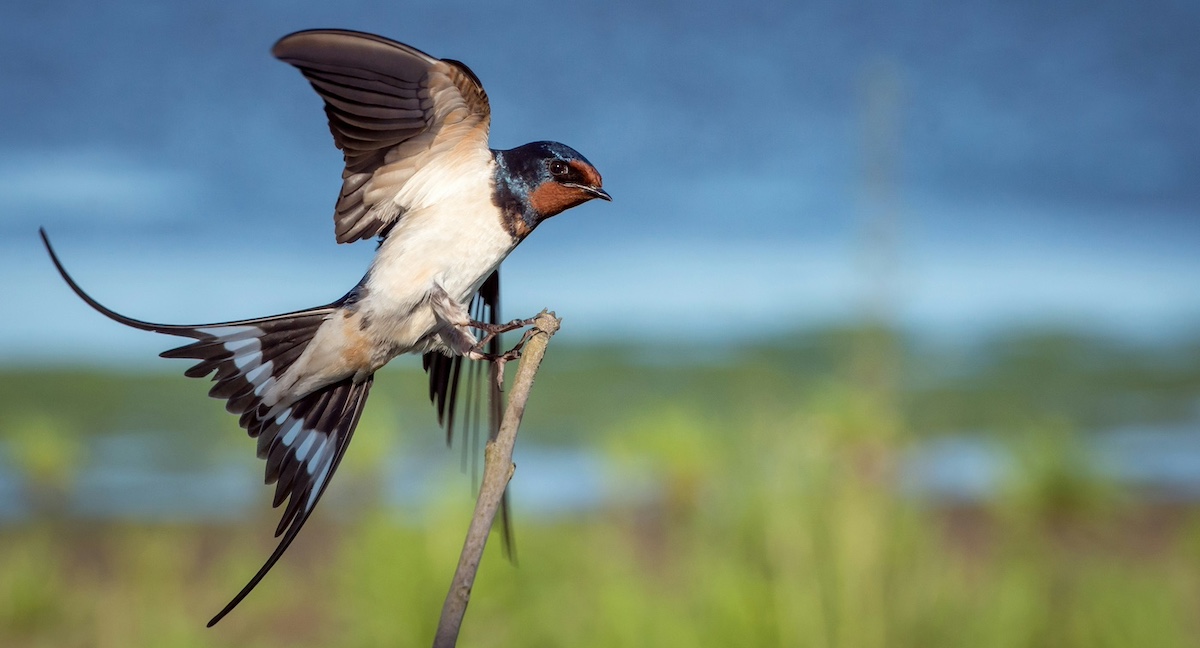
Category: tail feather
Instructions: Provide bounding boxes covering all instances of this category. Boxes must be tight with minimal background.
[41,229,338,416]
[41,229,373,625]
[165,314,331,414]
[208,375,373,627]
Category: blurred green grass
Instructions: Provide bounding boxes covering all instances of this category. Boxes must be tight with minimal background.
[2,325,1200,646]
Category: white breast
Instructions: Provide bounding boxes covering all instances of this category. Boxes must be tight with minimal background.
[359,150,516,349]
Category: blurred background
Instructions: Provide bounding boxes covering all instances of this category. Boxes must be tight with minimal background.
[2,0,1200,646]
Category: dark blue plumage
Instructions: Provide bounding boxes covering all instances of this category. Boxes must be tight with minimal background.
[492,141,610,238]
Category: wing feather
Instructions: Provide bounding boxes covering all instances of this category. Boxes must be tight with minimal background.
[273,29,491,243]
[41,231,376,625]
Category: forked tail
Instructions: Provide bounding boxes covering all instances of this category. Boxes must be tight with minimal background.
[40,229,374,625]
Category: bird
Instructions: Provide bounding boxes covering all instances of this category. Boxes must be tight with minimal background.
[39,29,609,626]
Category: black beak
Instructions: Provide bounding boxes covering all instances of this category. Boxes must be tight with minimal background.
[583,185,612,201]
[564,181,611,202]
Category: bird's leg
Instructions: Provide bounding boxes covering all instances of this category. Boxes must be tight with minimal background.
[467,325,536,361]
[428,283,484,358]
[427,283,538,375]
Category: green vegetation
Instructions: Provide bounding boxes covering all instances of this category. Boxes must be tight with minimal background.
[2,326,1200,646]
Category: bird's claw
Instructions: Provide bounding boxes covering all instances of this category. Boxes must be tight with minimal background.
[468,317,537,352]
[469,326,538,392]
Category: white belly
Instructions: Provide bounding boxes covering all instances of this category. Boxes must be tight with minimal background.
[360,191,516,352]
[274,196,514,405]
[266,151,514,404]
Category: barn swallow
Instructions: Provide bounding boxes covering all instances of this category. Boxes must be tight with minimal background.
[40,29,609,626]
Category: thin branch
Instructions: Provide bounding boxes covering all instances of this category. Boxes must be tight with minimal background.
[432,310,562,648]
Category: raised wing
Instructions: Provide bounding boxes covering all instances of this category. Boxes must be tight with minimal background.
[273,29,492,243]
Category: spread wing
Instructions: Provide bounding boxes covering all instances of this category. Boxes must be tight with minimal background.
[273,29,492,243]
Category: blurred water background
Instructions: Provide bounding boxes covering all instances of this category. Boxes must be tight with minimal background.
[2,1,1200,646]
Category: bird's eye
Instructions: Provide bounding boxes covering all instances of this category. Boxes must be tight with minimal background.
[549,160,569,177]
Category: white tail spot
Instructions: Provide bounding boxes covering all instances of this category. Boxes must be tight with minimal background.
[245,361,275,386]
[233,350,262,371]
[254,377,276,397]
[307,454,335,508]
[280,419,303,446]
[305,438,331,475]
[224,337,261,355]
[294,431,318,461]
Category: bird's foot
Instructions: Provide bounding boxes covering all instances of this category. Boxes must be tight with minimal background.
[468,316,537,351]
[468,316,535,340]
[467,326,538,391]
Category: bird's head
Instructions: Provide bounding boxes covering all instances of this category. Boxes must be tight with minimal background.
[495,141,610,236]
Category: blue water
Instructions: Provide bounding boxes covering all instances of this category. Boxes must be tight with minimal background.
[2,0,1199,362]
[0,435,648,523]
[4,425,1200,523]
[902,426,1200,503]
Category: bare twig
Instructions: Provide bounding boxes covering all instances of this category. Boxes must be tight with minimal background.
[433,310,561,648]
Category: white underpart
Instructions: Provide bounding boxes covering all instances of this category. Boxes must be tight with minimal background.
[365,149,516,341]
[270,146,517,404]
